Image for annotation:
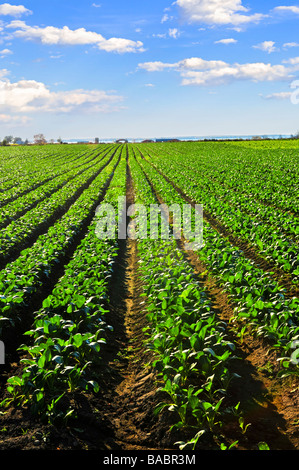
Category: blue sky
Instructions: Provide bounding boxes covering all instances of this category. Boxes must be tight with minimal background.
[0,0,299,140]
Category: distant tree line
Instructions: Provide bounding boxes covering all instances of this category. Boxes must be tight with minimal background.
[0,134,67,146]
[0,135,29,146]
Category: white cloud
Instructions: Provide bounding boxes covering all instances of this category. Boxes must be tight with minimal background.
[274,6,299,14]
[0,112,31,124]
[215,38,237,45]
[283,56,299,65]
[253,41,278,53]
[0,3,31,17]
[180,63,290,86]
[139,61,176,72]
[161,13,174,23]
[168,28,180,38]
[152,28,181,39]
[139,58,230,73]
[6,21,145,53]
[283,42,299,48]
[176,0,266,26]
[50,54,63,60]
[179,57,228,70]
[139,57,294,86]
[263,91,292,100]
[0,76,124,114]
[152,33,167,38]
[0,67,9,77]
[0,47,12,56]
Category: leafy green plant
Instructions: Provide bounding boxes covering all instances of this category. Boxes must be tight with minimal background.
[258,441,270,450]
[175,430,206,450]
[239,416,251,435]
[0,148,127,424]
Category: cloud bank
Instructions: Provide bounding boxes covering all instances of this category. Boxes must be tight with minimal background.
[0,74,124,115]
[0,3,32,17]
[175,0,266,26]
[138,57,295,86]
[6,20,145,53]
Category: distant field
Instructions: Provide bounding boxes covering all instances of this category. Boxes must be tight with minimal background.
[0,140,298,451]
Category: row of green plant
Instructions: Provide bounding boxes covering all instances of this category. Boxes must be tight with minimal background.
[147,142,299,240]
[0,144,95,204]
[0,146,109,229]
[139,144,299,281]
[132,146,299,375]
[0,149,127,425]
[148,140,298,214]
[128,149,246,449]
[0,146,122,342]
[0,147,116,265]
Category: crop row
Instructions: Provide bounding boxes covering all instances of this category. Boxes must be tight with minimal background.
[1,148,127,424]
[0,146,110,229]
[131,147,299,374]
[149,141,298,214]
[0,145,61,192]
[0,145,98,204]
[0,146,116,266]
[139,145,299,281]
[128,148,241,449]
[148,143,299,239]
[0,145,122,345]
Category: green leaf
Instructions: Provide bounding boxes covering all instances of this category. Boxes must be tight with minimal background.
[42,298,52,308]
[255,300,265,310]
[258,442,270,450]
[7,376,22,387]
[38,354,46,369]
[72,333,83,348]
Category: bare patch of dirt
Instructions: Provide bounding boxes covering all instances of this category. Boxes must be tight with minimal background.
[98,239,171,450]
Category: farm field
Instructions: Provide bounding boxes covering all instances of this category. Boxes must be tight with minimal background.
[0,140,298,452]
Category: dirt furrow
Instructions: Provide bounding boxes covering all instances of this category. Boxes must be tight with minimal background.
[96,162,171,450]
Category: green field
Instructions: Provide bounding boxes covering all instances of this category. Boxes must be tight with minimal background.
[0,140,298,451]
